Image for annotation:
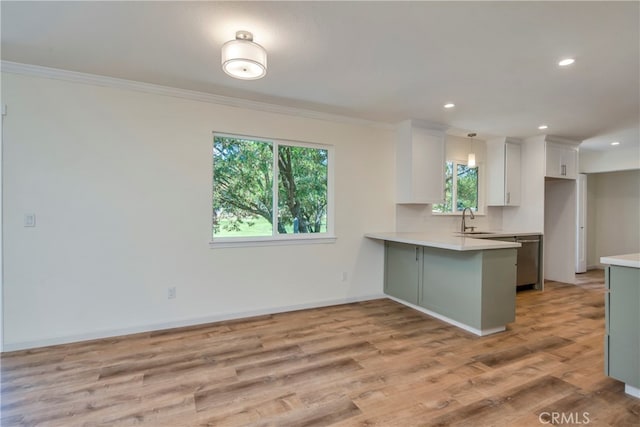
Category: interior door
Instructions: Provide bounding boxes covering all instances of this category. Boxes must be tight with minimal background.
[0,104,4,351]
[576,173,587,273]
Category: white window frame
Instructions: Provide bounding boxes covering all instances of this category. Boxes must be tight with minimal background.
[432,159,485,216]
[210,132,335,248]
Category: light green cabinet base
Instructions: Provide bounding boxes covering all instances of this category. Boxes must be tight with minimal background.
[384,242,517,336]
[384,241,420,304]
[605,266,640,391]
[420,247,516,332]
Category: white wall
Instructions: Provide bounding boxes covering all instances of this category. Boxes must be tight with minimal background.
[544,179,577,283]
[580,146,640,173]
[587,170,640,268]
[395,205,503,233]
[502,135,546,233]
[1,72,395,350]
[445,134,483,163]
[395,135,504,233]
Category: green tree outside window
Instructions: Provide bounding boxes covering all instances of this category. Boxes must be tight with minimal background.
[213,135,329,239]
[433,161,479,213]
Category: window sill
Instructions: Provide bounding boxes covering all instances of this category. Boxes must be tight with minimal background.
[209,236,337,249]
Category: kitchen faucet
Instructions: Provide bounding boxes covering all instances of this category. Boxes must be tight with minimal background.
[461,207,475,233]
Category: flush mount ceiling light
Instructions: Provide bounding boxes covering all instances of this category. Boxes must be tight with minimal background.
[538,125,549,130]
[558,58,575,67]
[467,132,477,168]
[221,31,267,80]
[611,141,621,146]
[444,103,455,109]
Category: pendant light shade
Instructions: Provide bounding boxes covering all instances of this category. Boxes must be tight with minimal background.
[467,133,477,168]
[221,31,267,80]
[467,152,476,168]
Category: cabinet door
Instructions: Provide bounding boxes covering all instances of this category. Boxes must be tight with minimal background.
[412,126,445,203]
[561,146,578,179]
[384,242,420,304]
[504,142,521,205]
[545,142,564,178]
[608,266,640,387]
[486,139,506,206]
[486,139,521,206]
[396,121,445,204]
[546,142,578,179]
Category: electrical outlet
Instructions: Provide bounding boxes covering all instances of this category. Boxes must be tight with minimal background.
[168,286,176,299]
[341,272,348,282]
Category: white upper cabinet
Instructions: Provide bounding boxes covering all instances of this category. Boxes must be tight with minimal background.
[395,120,445,204]
[545,140,579,179]
[486,137,521,206]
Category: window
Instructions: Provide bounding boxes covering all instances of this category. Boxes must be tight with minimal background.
[212,133,333,245]
[432,160,480,213]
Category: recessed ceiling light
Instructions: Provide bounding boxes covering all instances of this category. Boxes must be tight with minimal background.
[611,141,620,146]
[538,125,548,130]
[558,58,575,67]
[444,103,455,109]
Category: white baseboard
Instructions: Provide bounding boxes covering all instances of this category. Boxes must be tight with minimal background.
[625,384,640,399]
[2,293,385,352]
[385,295,506,336]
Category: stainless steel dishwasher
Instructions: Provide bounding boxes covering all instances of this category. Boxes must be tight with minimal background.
[515,236,540,286]
[488,235,540,287]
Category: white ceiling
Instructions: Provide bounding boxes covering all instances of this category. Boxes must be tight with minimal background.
[1,1,638,151]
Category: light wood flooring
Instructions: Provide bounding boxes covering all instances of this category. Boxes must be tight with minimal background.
[2,270,638,426]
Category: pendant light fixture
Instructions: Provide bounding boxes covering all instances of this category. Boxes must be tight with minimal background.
[221,31,267,80]
[467,133,477,168]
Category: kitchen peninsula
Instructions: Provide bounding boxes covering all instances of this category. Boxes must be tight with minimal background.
[600,253,640,399]
[366,232,521,336]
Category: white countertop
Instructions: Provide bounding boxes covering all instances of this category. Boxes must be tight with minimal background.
[600,253,640,269]
[452,230,542,238]
[365,232,521,251]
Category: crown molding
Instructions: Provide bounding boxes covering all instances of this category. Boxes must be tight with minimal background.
[1,61,394,130]
[544,134,582,146]
[407,118,449,133]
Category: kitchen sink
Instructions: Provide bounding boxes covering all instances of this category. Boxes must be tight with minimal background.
[459,231,496,235]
